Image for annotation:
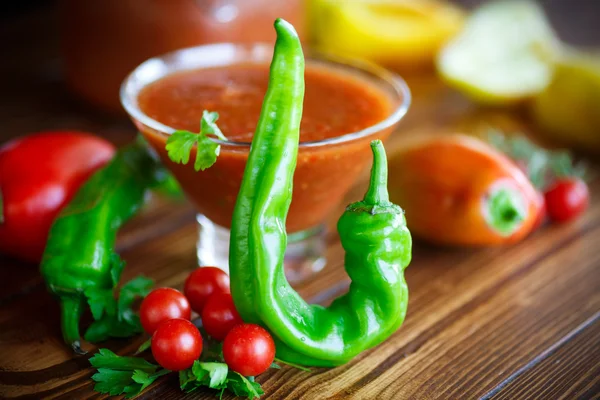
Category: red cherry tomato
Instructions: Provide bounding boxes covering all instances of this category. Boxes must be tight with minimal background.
[544,178,589,223]
[0,131,115,263]
[201,293,243,341]
[532,191,546,231]
[184,267,230,313]
[223,324,276,376]
[140,288,191,334]
[151,318,203,371]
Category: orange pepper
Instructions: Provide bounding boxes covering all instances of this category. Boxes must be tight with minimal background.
[388,134,542,246]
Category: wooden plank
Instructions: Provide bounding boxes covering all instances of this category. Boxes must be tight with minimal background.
[487,317,600,400]
[1,179,598,398]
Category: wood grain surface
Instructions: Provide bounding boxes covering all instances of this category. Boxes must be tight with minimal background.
[1,2,599,399]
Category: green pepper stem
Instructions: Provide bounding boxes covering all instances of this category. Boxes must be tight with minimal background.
[363,140,390,205]
[60,296,86,354]
[485,185,527,236]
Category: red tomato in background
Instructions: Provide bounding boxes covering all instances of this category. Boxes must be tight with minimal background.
[532,191,546,231]
[140,288,192,334]
[151,318,203,371]
[201,292,243,341]
[223,324,275,376]
[184,267,230,313]
[0,131,115,263]
[544,178,590,223]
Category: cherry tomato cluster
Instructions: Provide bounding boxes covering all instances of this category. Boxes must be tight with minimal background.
[139,267,275,375]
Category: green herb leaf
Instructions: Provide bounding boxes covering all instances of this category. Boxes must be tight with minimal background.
[89,349,169,399]
[92,368,136,396]
[200,362,228,388]
[135,338,152,355]
[110,253,126,287]
[179,368,198,393]
[487,130,587,190]
[274,358,311,372]
[165,110,226,171]
[200,110,227,141]
[228,372,264,399]
[132,369,171,393]
[118,276,154,316]
[84,275,153,343]
[179,361,264,398]
[89,348,158,372]
[84,312,143,343]
[84,288,117,320]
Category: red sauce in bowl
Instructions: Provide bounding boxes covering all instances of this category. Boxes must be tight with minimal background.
[137,62,398,232]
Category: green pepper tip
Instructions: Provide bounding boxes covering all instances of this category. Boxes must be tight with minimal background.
[71,340,86,355]
[274,18,299,40]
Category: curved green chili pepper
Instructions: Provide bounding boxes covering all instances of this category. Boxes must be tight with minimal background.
[41,139,168,353]
[229,19,412,366]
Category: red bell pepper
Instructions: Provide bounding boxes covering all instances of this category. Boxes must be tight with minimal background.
[0,131,115,263]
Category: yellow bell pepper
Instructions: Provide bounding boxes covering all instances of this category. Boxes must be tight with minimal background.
[309,0,465,70]
[531,50,600,154]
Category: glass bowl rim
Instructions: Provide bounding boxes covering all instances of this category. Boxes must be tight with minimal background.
[120,42,411,148]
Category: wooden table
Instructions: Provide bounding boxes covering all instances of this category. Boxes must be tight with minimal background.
[1,2,599,399]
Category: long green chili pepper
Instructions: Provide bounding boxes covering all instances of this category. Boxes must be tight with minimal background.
[229,19,412,366]
[40,139,169,353]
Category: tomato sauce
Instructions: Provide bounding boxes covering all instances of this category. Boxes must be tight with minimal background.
[137,63,396,232]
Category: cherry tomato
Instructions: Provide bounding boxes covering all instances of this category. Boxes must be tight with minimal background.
[201,293,243,341]
[0,131,115,263]
[140,288,191,334]
[223,324,275,376]
[184,267,230,313]
[151,318,203,371]
[532,191,546,231]
[544,178,589,223]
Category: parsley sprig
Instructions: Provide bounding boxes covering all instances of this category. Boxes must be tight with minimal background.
[166,110,227,171]
[179,361,263,399]
[90,349,169,398]
[488,130,587,190]
[89,349,269,399]
[84,274,154,343]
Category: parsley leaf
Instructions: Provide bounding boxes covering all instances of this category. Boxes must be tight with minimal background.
[89,350,168,399]
[274,358,311,372]
[110,253,126,287]
[89,348,158,372]
[132,369,171,393]
[84,316,141,343]
[118,276,154,320]
[84,275,154,343]
[165,110,227,171]
[179,361,264,399]
[227,372,264,399]
[84,288,117,321]
[488,130,587,190]
[135,338,152,355]
[92,369,135,396]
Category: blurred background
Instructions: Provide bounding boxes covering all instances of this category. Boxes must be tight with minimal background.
[1,0,599,153]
